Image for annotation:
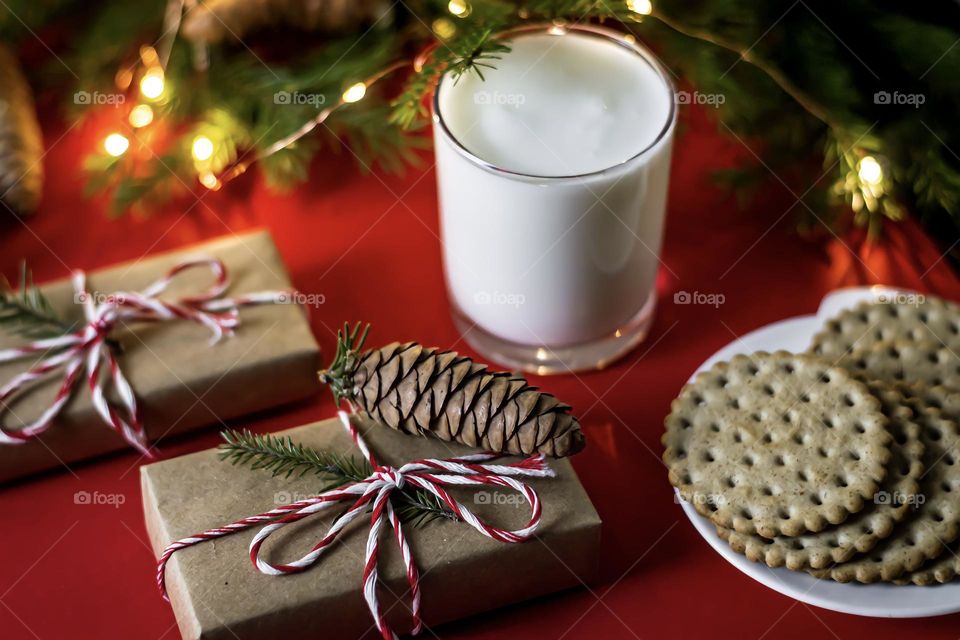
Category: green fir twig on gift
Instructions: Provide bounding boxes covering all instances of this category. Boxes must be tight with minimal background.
[218,428,458,527]
[0,263,73,340]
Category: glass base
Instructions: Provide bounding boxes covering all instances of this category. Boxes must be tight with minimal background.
[452,292,656,375]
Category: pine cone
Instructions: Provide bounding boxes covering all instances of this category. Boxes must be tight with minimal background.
[182,0,391,45]
[0,45,43,216]
[321,326,585,458]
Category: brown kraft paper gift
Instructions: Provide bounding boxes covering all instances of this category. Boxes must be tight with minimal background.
[142,416,602,640]
[0,230,320,482]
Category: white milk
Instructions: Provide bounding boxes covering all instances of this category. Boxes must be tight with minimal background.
[432,25,676,372]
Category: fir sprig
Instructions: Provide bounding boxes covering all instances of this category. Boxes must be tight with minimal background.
[219,427,458,527]
[0,263,73,340]
[318,322,369,405]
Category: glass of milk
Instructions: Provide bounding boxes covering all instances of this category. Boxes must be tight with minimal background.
[432,23,676,373]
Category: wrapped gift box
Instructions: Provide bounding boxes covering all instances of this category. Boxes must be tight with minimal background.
[0,230,321,482]
[142,416,601,640]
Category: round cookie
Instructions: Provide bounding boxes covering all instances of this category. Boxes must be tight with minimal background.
[809,297,960,358]
[663,351,892,538]
[714,381,925,570]
[812,384,960,583]
[838,340,960,391]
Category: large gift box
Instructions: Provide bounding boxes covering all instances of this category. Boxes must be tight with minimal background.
[0,230,320,482]
[142,416,602,640]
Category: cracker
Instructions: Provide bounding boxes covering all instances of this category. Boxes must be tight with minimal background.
[809,297,960,358]
[812,385,960,583]
[838,340,960,391]
[714,381,925,570]
[663,351,891,538]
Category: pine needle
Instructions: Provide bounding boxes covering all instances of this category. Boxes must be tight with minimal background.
[0,262,73,339]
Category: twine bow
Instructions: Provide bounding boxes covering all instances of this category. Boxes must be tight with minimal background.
[0,257,293,455]
[157,410,555,640]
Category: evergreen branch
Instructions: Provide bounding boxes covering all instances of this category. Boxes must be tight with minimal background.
[219,427,459,527]
[0,263,73,340]
[318,322,370,405]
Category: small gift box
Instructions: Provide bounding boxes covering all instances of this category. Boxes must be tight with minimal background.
[0,230,320,482]
[142,415,601,640]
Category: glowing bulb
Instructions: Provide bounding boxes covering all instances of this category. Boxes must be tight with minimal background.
[627,0,653,15]
[128,104,154,128]
[448,0,470,17]
[199,172,220,189]
[858,156,883,186]
[342,82,367,104]
[432,18,456,39]
[103,133,129,157]
[192,135,215,162]
[140,68,165,100]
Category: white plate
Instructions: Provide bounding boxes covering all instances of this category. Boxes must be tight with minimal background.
[676,286,960,618]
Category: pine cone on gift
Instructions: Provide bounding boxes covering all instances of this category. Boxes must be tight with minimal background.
[0,44,44,216]
[182,0,391,45]
[319,324,586,458]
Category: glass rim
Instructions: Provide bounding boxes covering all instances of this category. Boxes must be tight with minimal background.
[431,22,678,181]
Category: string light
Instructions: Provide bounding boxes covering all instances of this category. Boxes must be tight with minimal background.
[129,104,154,128]
[432,18,456,39]
[198,172,220,190]
[342,82,367,104]
[858,156,883,186]
[448,0,471,17]
[626,0,653,16]
[191,135,215,162]
[140,67,165,100]
[103,133,130,157]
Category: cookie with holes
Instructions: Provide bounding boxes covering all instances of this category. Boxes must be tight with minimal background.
[838,340,960,392]
[809,296,960,358]
[714,381,925,570]
[811,384,960,583]
[663,351,892,539]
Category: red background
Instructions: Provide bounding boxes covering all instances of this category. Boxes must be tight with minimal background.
[2,103,959,639]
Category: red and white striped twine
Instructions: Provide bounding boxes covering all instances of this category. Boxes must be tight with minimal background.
[0,257,294,455]
[157,410,555,640]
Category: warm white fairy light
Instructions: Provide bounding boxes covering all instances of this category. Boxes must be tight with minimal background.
[191,135,215,162]
[448,0,471,17]
[104,133,130,157]
[342,82,367,104]
[198,172,220,189]
[858,156,883,186]
[433,18,456,39]
[626,0,653,16]
[140,68,165,100]
[129,104,154,128]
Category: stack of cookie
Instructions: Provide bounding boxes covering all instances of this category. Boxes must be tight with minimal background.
[663,295,960,585]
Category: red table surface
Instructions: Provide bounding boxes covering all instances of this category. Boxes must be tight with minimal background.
[2,103,960,640]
